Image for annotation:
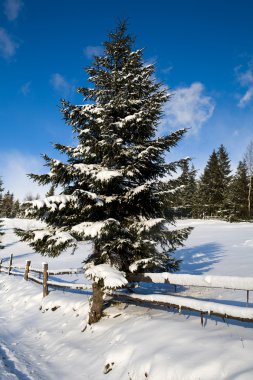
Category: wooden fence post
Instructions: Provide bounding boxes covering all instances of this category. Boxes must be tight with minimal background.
[0,259,2,273]
[24,260,31,281]
[43,262,49,297]
[8,254,13,275]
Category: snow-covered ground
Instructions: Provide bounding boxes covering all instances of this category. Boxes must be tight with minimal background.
[0,218,253,379]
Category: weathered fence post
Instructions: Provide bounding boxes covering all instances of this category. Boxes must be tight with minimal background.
[8,254,13,275]
[200,312,204,326]
[43,262,49,297]
[24,260,31,281]
[0,259,2,273]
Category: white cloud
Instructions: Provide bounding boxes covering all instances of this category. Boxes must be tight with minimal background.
[161,65,173,74]
[83,45,103,59]
[238,88,253,108]
[0,27,19,59]
[50,73,73,96]
[235,65,253,108]
[0,151,49,201]
[4,0,23,21]
[161,82,215,135]
[20,81,31,95]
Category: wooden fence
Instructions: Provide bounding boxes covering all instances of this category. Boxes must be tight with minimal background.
[0,254,91,297]
[1,254,253,325]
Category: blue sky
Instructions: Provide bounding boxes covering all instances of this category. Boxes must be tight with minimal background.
[0,0,253,199]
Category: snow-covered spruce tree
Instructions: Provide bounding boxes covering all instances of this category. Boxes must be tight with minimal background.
[15,22,192,324]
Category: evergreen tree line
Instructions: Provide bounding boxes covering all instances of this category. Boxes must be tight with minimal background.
[0,178,20,218]
[0,177,43,218]
[175,143,253,221]
[0,177,42,248]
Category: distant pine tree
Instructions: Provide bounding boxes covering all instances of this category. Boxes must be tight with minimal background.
[0,177,3,194]
[217,145,231,183]
[228,160,249,220]
[0,177,4,249]
[1,191,15,218]
[15,22,192,323]
[175,162,197,218]
[0,179,20,221]
[198,150,223,216]
[217,144,232,216]
[0,177,4,210]
[197,145,232,218]
[13,200,20,217]
[244,141,253,219]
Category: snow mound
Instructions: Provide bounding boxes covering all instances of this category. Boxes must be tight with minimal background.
[243,240,253,247]
[139,272,253,290]
[85,264,128,289]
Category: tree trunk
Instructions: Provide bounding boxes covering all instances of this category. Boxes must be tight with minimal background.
[88,280,104,324]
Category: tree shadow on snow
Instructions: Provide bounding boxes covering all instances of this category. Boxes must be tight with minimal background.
[1,252,33,263]
[2,240,20,249]
[202,297,253,308]
[49,288,92,297]
[175,242,223,275]
[133,242,223,296]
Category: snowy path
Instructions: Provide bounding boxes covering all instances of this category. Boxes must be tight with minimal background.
[0,339,40,380]
[0,284,54,380]
[0,328,44,380]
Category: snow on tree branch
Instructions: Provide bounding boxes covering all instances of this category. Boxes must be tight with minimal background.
[85,263,128,289]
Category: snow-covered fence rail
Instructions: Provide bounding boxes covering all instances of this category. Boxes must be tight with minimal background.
[0,255,91,296]
[1,255,253,324]
[128,272,253,304]
[113,292,253,324]
[123,272,253,323]
[128,272,253,291]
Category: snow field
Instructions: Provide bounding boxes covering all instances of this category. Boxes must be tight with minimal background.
[0,218,253,379]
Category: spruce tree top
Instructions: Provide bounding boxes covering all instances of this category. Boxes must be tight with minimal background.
[16,22,192,281]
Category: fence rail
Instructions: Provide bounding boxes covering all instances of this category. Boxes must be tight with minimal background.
[113,292,253,324]
[0,255,91,296]
[0,254,253,325]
